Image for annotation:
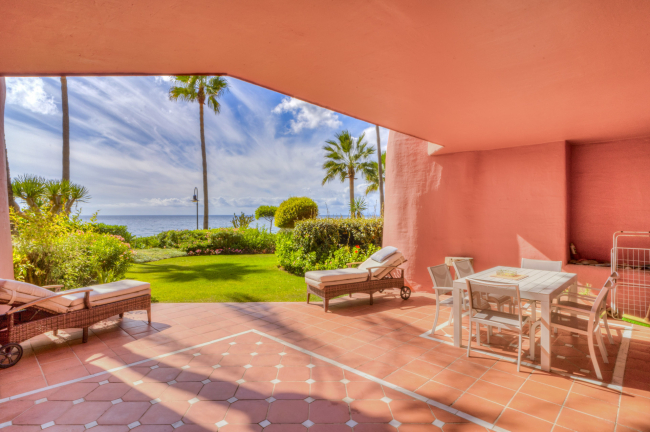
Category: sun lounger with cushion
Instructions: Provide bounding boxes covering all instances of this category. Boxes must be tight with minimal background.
[305,247,410,312]
[0,279,151,368]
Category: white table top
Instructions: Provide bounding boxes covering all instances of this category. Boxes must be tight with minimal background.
[453,266,577,301]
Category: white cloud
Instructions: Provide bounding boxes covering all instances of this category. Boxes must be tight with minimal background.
[154,76,175,83]
[272,97,342,133]
[6,77,58,115]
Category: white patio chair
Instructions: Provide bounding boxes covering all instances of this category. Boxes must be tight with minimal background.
[530,275,615,380]
[553,272,617,344]
[428,264,492,334]
[453,259,513,313]
[465,278,530,372]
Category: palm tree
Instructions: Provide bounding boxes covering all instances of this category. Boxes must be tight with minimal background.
[322,130,375,214]
[61,76,70,181]
[365,151,386,196]
[169,76,229,229]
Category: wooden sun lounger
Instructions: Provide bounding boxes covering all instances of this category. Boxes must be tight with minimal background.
[306,262,411,312]
[0,283,151,368]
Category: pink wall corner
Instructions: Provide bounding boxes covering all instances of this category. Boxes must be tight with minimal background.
[384,131,569,291]
[569,138,650,262]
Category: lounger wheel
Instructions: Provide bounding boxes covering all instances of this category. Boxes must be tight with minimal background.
[0,343,23,369]
[400,286,411,300]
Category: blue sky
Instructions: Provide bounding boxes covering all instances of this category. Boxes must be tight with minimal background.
[4,76,388,216]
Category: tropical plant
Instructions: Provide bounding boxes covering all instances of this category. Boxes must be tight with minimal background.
[10,175,90,219]
[365,151,386,196]
[255,205,278,231]
[61,76,70,181]
[169,75,229,229]
[349,197,368,218]
[275,197,318,229]
[321,130,375,214]
[231,212,255,229]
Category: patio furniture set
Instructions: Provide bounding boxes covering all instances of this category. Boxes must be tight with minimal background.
[304,246,617,379]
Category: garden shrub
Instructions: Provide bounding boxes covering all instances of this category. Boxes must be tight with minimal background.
[132,235,161,249]
[276,217,383,276]
[275,197,318,228]
[94,223,135,245]
[11,210,135,289]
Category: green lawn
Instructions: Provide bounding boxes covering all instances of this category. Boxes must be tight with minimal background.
[125,254,306,303]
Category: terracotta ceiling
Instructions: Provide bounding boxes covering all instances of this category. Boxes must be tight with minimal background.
[2,0,650,153]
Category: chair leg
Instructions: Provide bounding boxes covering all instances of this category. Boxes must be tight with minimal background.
[53,329,59,336]
[147,307,152,324]
[349,293,352,298]
[432,292,441,334]
[323,299,329,313]
[603,314,614,344]
[596,330,609,364]
[529,321,539,360]
[447,302,454,326]
[119,313,124,318]
[487,326,491,345]
[369,293,373,305]
[307,293,311,304]
[587,333,603,380]
[82,327,89,343]
[467,321,473,358]
[517,333,522,372]
[476,322,480,345]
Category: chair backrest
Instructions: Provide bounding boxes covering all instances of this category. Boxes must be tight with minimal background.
[453,259,475,279]
[589,274,616,323]
[466,278,523,327]
[521,258,562,272]
[427,264,453,291]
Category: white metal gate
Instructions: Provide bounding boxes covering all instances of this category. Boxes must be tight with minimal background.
[611,231,650,318]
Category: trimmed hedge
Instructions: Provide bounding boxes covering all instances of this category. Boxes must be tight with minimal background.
[276,217,383,276]
[133,228,276,255]
[275,197,318,228]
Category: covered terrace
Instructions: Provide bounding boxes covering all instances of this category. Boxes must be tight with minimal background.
[1,1,650,431]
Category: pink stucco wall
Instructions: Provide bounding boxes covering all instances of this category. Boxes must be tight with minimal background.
[0,78,14,280]
[569,138,650,262]
[384,132,570,291]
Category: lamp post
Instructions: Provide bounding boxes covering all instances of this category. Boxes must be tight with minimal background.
[192,187,199,230]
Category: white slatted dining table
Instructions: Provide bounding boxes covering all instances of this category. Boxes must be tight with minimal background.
[452,266,577,372]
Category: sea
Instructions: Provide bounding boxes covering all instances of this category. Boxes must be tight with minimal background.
[80,215,276,237]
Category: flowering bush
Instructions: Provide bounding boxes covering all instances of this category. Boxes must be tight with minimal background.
[276,217,383,276]
[276,232,381,276]
[11,209,135,289]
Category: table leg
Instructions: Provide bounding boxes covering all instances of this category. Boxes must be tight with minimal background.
[453,286,462,347]
[540,299,551,372]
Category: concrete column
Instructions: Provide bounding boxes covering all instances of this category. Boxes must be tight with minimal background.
[0,77,15,279]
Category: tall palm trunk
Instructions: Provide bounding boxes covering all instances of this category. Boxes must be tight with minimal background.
[61,76,70,181]
[199,102,209,229]
[348,167,355,216]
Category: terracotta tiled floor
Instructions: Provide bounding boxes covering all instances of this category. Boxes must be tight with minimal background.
[1,292,649,432]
